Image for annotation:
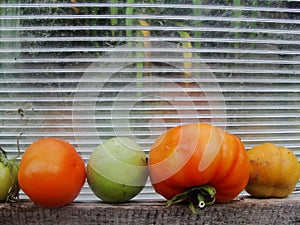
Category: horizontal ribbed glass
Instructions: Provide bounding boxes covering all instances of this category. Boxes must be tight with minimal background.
[1,1,299,200]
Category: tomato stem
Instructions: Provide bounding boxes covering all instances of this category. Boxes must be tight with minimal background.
[0,146,8,165]
[167,185,216,215]
[0,133,22,162]
[15,132,22,159]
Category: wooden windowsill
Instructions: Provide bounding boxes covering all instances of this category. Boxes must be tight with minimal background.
[1,194,299,225]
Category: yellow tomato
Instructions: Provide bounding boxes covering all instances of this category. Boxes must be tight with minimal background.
[246,143,300,198]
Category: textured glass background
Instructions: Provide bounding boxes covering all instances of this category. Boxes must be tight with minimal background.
[1,1,299,200]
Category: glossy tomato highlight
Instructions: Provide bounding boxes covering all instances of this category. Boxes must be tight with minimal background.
[18,138,86,208]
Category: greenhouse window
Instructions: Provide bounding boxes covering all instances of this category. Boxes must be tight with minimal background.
[0,1,299,202]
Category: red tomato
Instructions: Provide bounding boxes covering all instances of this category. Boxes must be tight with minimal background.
[18,138,86,208]
[149,123,249,212]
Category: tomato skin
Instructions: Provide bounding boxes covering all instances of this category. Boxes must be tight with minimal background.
[18,138,86,208]
[149,123,250,203]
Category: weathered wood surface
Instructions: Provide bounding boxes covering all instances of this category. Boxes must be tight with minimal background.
[0,195,299,225]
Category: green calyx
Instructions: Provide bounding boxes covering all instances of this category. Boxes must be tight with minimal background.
[0,146,10,167]
[0,146,7,158]
[0,135,21,167]
[166,185,216,215]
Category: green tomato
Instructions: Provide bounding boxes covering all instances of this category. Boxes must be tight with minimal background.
[0,157,19,202]
[87,137,148,203]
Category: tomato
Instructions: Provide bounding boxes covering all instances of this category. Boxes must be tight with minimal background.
[0,147,19,202]
[86,137,148,203]
[149,123,250,213]
[246,143,300,198]
[18,138,86,208]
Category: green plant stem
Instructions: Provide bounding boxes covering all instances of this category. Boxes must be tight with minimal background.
[0,146,7,160]
[192,0,202,56]
[125,0,144,94]
[177,29,193,79]
[110,0,118,36]
[1,0,21,67]
[15,133,22,159]
[0,133,22,162]
[250,0,258,49]
[125,0,134,38]
[233,0,242,51]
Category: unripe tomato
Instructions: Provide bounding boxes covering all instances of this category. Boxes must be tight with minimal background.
[0,148,19,202]
[18,138,86,208]
[246,143,300,198]
[87,137,148,203]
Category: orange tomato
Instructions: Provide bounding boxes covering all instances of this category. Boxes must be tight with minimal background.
[149,123,249,212]
[18,138,86,208]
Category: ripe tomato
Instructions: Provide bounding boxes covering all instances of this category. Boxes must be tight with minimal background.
[149,123,249,213]
[246,143,300,198]
[18,138,86,208]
